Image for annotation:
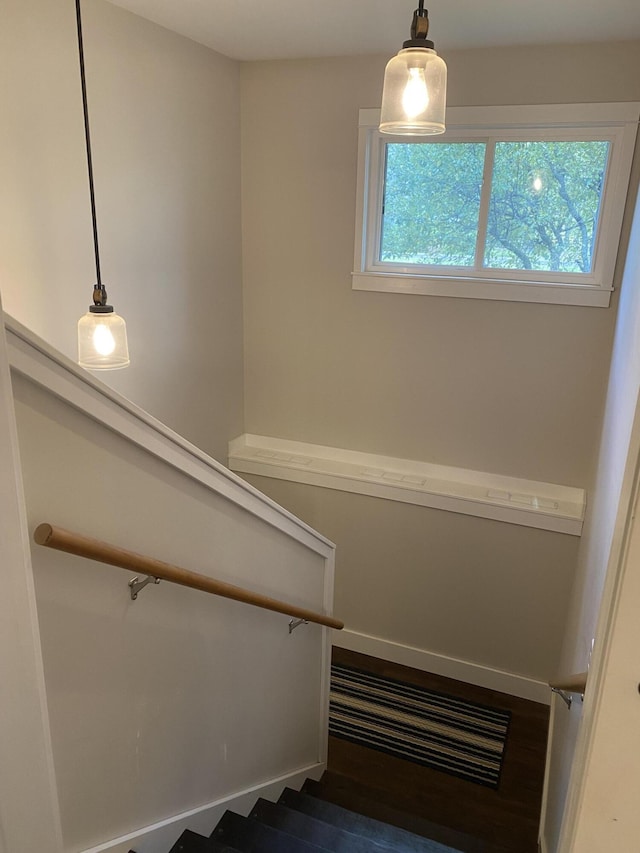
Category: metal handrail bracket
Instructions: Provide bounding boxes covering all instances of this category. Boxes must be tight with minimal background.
[551,687,574,710]
[129,575,160,601]
[549,671,588,709]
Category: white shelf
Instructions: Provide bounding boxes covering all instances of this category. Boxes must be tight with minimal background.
[229,434,585,536]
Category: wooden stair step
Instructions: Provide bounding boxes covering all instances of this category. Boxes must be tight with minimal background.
[211,810,330,852]
[249,797,397,852]
[303,776,486,853]
[168,828,240,852]
[279,788,464,853]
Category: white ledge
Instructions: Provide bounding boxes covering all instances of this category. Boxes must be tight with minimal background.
[229,434,585,536]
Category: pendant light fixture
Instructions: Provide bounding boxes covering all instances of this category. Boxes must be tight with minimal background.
[379,1,447,136]
[75,0,130,369]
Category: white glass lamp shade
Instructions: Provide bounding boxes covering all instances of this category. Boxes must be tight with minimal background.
[380,47,447,136]
[78,310,130,369]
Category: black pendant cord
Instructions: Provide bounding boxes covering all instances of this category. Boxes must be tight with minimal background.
[75,0,104,298]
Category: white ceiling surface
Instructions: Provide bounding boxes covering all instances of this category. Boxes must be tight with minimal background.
[107,0,640,61]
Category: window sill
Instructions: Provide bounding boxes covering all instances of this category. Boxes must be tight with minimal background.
[352,272,613,307]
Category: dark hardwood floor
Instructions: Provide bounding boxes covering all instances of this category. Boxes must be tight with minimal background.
[325,647,549,853]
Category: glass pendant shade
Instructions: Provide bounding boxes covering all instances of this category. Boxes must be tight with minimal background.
[380,47,447,135]
[78,309,130,369]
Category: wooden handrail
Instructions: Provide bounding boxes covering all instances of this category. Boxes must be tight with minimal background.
[549,672,588,694]
[33,523,344,631]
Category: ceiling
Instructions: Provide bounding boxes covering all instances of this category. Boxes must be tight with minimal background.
[106,0,640,61]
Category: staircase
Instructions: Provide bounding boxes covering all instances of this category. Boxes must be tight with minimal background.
[165,777,482,853]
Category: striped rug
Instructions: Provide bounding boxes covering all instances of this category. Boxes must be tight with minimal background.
[329,663,511,789]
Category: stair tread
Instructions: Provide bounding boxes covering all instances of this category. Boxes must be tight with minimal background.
[303,776,486,853]
[212,810,331,852]
[280,788,464,853]
[249,798,398,852]
[168,828,241,852]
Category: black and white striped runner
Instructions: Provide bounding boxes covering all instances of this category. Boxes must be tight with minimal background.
[329,663,511,789]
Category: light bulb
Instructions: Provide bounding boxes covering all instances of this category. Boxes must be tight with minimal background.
[532,175,543,193]
[402,67,429,119]
[93,323,116,356]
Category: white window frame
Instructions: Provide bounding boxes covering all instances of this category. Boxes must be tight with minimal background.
[353,104,639,307]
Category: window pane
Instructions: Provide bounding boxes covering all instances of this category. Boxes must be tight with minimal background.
[484,140,610,273]
[380,142,486,266]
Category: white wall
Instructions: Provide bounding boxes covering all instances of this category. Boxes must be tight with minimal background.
[567,467,640,851]
[241,42,640,485]
[239,42,640,690]
[543,172,640,851]
[245,475,577,690]
[0,0,244,462]
[6,329,334,852]
[0,308,63,853]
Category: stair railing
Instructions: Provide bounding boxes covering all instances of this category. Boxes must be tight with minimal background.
[34,523,344,631]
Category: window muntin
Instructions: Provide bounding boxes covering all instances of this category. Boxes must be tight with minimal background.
[353,105,639,307]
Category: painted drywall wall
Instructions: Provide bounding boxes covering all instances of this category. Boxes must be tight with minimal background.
[0,0,243,462]
[13,371,328,851]
[239,43,640,686]
[543,172,640,850]
[241,42,640,486]
[567,475,640,850]
[245,475,578,685]
[0,304,63,853]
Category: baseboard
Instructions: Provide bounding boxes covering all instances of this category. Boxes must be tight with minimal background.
[335,630,550,705]
[80,763,325,853]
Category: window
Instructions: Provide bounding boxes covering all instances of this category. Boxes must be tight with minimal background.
[353,105,639,306]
